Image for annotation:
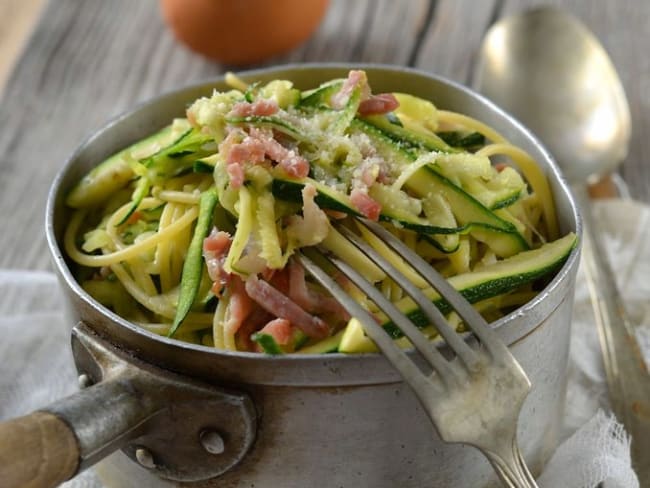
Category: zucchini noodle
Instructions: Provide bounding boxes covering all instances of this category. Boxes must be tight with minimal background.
[63,70,576,354]
[437,110,507,143]
[476,144,558,240]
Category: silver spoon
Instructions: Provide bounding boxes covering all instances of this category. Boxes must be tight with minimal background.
[474,6,650,483]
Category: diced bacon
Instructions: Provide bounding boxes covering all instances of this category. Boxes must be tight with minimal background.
[228,99,279,118]
[268,267,291,294]
[203,229,232,295]
[236,307,273,352]
[248,128,309,178]
[224,276,253,336]
[350,188,382,221]
[288,259,350,321]
[258,318,293,345]
[226,161,245,188]
[281,149,309,178]
[218,128,245,158]
[204,229,232,254]
[220,127,309,182]
[331,70,370,109]
[358,93,400,116]
[288,259,319,312]
[245,275,329,339]
[226,136,266,165]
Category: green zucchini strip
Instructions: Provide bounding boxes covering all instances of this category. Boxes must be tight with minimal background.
[168,189,219,337]
[117,177,151,226]
[251,333,283,355]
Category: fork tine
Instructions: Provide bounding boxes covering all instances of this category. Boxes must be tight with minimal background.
[296,252,434,389]
[303,248,461,385]
[335,222,483,371]
[357,219,511,359]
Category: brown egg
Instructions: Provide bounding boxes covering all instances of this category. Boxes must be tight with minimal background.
[160,0,330,66]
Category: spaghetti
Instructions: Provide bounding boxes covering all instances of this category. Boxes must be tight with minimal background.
[64,70,575,354]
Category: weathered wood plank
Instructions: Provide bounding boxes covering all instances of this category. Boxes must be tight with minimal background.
[280,0,428,65]
[414,0,499,83]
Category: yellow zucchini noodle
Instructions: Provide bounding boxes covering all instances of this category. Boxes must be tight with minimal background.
[64,70,576,354]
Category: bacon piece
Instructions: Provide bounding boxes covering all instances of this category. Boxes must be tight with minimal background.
[203,229,232,295]
[288,259,317,312]
[268,267,291,294]
[204,229,232,254]
[224,276,253,337]
[331,70,370,109]
[226,135,266,166]
[220,127,309,181]
[236,307,273,352]
[245,275,329,339]
[358,93,400,116]
[288,259,350,321]
[226,163,245,188]
[258,318,293,346]
[228,99,279,118]
[248,128,309,178]
[350,188,382,221]
[218,128,245,157]
[218,129,256,187]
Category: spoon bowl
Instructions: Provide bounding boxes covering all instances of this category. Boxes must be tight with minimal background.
[474,6,631,183]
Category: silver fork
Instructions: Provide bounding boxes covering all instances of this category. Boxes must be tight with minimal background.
[297,218,539,488]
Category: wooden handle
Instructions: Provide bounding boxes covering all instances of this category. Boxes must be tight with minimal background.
[0,411,80,488]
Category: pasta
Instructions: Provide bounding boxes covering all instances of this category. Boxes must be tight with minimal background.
[64,70,576,354]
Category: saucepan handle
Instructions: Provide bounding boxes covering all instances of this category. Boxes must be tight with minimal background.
[0,373,165,488]
[0,369,165,488]
[0,411,80,488]
[0,323,257,488]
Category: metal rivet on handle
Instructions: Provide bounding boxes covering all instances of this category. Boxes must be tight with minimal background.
[200,430,225,455]
[78,373,92,389]
[135,447,156,469]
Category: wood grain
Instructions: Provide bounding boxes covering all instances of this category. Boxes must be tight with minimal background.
[0,0,648,271]
[0,0,45,91]
[0,411,79,488]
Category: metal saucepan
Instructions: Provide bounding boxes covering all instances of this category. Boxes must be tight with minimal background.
[0,64,581,488]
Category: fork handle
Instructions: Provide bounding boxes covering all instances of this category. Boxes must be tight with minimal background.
[483,438,539,488]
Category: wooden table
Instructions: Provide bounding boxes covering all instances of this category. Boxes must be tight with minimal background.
[1,0,648,270]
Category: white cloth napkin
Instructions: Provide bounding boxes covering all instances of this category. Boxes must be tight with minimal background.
[1,199,649,488]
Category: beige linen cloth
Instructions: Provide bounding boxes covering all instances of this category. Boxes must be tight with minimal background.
[1,199,648,488]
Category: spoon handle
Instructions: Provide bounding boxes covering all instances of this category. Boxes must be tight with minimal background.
[576,186,650,483]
